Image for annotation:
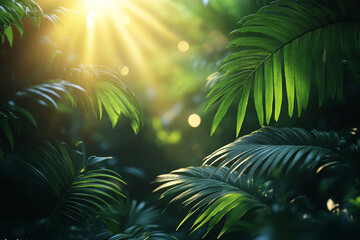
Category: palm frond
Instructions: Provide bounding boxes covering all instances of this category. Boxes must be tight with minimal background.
[206,0,360,135]
[204,127,342,178]
[65,65,144,133]
[155,166,271,238]
[0,0,68,46]
[13,65,143,132]
[0,0,42,37]
[19,141,127,225]
[0,64,143,152]
[14,79,85,110]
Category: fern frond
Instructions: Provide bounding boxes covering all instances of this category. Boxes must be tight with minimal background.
[206,0,360,135]
[204,127,342,178]
[155,166,271,238]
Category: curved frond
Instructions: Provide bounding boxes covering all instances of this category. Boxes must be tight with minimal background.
[206,0,360,135]
[12,65,143,133]
[65,65,144,133]
[0,0,42,39]
[204,127,341,178]
[0,64,143,152]
[20,142,127,224]
[155,166,271,238]
[0,0,67,46]
[15,79,86,110]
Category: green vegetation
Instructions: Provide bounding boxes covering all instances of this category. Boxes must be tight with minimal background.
[1,0,359,239]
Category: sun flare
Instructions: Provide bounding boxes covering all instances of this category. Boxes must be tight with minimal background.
[53,0,181,85]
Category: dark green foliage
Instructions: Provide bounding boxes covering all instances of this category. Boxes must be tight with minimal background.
[206,0,360,135]
[0,65,144,151]
[155,166,271,238]
[204,127,342,177]
[1,141,127,224]
[1,143,175,239]
[96,200,176,240]
[156,127,360,238]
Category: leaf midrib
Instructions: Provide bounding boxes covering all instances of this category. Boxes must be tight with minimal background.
[237,18,359,88]
[50,167,82,218]
[183,174,267,205]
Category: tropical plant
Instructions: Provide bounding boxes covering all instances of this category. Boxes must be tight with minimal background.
[156,127,360,239]
[156,165,272,239]
[0,142,175,239]
[0,63,143,154]
[206,0,360,136]
[100,200,176,240]
[155,0,360,239]
[1,141,127,223]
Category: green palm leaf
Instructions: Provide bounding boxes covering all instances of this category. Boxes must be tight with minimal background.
[19,142,127,224]
[204,127,342,178]
[155,166,271,238]
[206,0,360,135]
[15,79,85,110]
[0,0,66,46]
[65,65,144,133]
[0,0,42,34]
[1,65,143,153]
[14,65,143,131]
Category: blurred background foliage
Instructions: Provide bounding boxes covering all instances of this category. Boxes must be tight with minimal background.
[1,0,359,239]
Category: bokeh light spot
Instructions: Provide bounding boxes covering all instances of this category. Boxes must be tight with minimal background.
[120,66,130,76]
[188,114,201,128]
[178,41,190,52]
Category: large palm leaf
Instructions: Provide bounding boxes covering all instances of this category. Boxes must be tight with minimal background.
[155,166,271,238]
[206,0,360,135]
[15,141,127,225]
[204,127,344,178]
